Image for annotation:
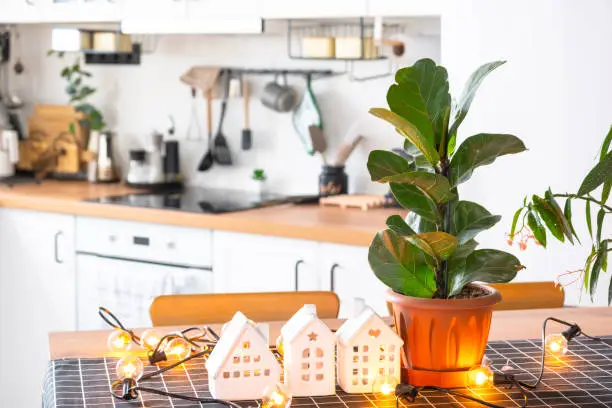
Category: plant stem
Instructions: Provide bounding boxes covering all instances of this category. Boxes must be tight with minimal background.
[553,193,612,212]
[438,156,452,298]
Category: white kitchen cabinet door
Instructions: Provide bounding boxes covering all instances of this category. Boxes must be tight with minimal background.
[213,232,320,294]
[0,0,43,23]
[367,0,444,17]
[320,243,389,318]
[123,0,187,20]
[0,209,76,407]
[187,0,260,19]
[261,0,367,19]
[40,0,124,23]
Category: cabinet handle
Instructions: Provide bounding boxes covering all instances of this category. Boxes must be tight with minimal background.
[330,263,340,292]
[294,260,304,291]
[54,231,64,264]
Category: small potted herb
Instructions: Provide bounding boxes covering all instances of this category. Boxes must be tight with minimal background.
[252,168,267,196]
[367,58,526,387]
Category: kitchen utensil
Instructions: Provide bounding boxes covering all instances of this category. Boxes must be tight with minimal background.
[261,73,297,113]
[213,72,232,166]
[197,89,214,171]
[308,125,327,158]
[186,88,202,141]
[333,134,364,166]
[292,75,322,154]
[320,194,385,211]
[180,66,221,97]
[146,131,165,183]
[0,129,19,178]
[241,78,252,150]
[163,140,181,183]
[96,131,119,182]
[228,74,243,98]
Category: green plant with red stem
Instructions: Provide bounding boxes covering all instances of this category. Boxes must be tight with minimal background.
[510,127,612,304]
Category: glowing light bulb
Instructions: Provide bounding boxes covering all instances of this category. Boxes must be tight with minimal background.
[107,329,133,352]
[467,365,493,387]
[275,335,284,356]
[545,333,568,356]
[261,383,292,408]
[116,356,144,380]
[140,329,162,350]
[373,375,399,397]
[165,337,191,361]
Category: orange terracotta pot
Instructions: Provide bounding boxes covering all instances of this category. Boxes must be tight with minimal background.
[387,284,501,388]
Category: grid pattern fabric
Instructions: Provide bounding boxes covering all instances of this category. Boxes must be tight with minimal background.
[43,336,612,408]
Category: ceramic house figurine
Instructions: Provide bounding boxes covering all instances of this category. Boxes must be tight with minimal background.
[206,311,282,401]
[336,305,403,394]
[280,304,336,396]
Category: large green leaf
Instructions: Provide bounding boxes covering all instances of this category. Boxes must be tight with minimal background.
[390,183,441,223]
[602,182,611,204]
[601,125,612,161]
[509,207,524,238]
[590,244,606,299]
[577,151,612,196]
[449,133,527,186]
[596,208,605,244]
[451,201,501,245]
[387,82,435,146]
[527,211,547,248]
[367,150,411,182]
[368,230,436,298]
[395,58,451,145]
[449,60,506,138]
[532,195,565,242]
[545,189,574,244]
[386,215,416,236]
[563,199,580,244]
[407,232,458,260]
[448,249,523,296]
[370,108,440,165]
[383,171,453,204]
[405,212,438,234]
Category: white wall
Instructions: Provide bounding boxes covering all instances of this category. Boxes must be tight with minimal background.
[441,0,612,306]
[10,25,440,195]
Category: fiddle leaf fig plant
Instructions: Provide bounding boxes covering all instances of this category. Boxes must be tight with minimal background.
[511,127,612,304]
[368,58,526,299]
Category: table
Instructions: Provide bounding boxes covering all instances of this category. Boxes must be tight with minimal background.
[45,307,612,408]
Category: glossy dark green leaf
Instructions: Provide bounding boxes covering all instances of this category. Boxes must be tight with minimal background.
[532,195,565,242]
[448,249,523,296]
[451,240,479,260]
[368,230,436,298]
[449,60,506,138]
[367,150,411,182]
[563,199,580,244]
[527,211,547,248]
[383,171,453,204]
[586,199,593,238]
[395,58,451,146]
[449,133,527,186]
[387,82,435,146]
[451,201,501,245]
[405,212,438,234]
[510,207,524,238]
[578,151,612,196]
[596,208,605,244]
[386,215,416,236]
[545,189,574,244]
[390,183,441,223]
[407,232,458,260]
[370,107,440,165]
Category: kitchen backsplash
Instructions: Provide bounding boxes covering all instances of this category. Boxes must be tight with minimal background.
[11,25,440,195]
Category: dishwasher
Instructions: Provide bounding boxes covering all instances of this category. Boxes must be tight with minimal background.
[75,217,214,330]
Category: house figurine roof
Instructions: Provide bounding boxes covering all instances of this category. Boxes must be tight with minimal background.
[280,304,320,344]
[335,305,403,346]
[205,311,270,378]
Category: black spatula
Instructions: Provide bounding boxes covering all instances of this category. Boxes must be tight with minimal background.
[213,72,232,165]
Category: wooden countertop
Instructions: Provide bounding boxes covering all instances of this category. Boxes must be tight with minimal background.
[0,181,402,246]
[49,307,612,360]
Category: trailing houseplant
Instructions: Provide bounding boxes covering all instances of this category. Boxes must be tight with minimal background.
[510,127,611,304]
[367,58,526,386]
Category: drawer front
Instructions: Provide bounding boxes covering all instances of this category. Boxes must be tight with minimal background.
[76,217,212,267]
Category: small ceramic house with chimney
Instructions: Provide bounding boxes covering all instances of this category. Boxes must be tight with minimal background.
[206,311,282,401]
[335,305,403,393]
[280,305,336,396]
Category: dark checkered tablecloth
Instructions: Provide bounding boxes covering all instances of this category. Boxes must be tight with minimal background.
[43,336,612,408]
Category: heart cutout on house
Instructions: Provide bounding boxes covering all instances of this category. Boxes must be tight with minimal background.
[368,329,381,338]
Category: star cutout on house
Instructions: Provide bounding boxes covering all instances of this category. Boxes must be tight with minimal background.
[308,332,318,342]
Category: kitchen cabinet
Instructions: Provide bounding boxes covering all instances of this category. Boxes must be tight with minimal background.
[0,209,76,407]
[0,0,43,23]
[213,231,321,294]
[367,0,444,17]
[261,0,368,19]
[320,243,389,318]
[41,0,124,23]
[123,0,188,21]
[188,0,260,19]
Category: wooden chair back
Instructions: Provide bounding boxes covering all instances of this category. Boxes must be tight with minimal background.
[149,291,340,326]
[490,282,565,310]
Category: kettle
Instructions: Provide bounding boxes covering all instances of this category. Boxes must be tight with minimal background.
[0,130,19,178]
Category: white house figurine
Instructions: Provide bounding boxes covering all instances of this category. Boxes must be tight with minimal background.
[206,311,282,400]
[279,304,336,396]
[335,305,403,394]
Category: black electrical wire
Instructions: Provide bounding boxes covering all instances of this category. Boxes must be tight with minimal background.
[99,306,142,345]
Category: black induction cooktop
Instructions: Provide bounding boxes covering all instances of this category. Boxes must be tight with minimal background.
[84,187,317,214]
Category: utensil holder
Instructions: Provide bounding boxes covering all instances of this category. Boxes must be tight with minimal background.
[319,165,347,197]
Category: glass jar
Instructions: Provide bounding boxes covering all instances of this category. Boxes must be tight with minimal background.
[126,149,148,184]
[319,165,348,197]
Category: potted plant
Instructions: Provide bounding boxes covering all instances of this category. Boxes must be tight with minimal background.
[367,58,526,387]
[510,127,611,303]
[252,168,267,196]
